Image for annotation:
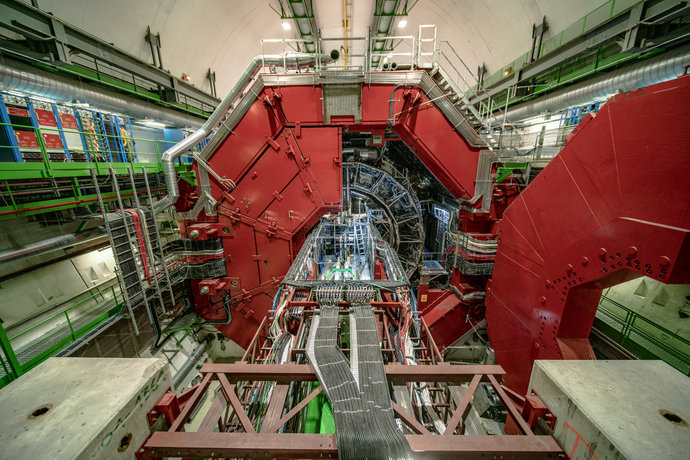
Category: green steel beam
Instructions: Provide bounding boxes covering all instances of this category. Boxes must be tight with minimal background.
[469,0,689,108]
[0,185,162,220]
[33,62,212,119]
[0,0,219,109]
[594,296,690,375]
[0,284,124,389]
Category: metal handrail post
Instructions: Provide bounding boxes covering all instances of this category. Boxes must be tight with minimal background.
[0,322,20,380]
[65,311,76,340]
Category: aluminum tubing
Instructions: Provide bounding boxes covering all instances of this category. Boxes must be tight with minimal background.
[489,45,690,125]
[172,336,212,390]
[0,59,203,128]
[152,53,335,214]
[0,227,105,264]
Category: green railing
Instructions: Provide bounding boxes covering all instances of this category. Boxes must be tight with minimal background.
[0,282,124,388]
[0,121,199,179]
[478,0,642,89]
[595,295,690,375]
[0,121,199,219]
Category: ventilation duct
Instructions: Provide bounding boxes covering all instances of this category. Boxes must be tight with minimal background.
[153,53,337,213]
[0,59,205,128]
[489,45,690,125]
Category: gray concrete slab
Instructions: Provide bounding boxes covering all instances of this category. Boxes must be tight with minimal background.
[0,357,171,460]
[529,360,690,460]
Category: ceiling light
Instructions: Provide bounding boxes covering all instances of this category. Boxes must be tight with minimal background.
[282,21,291,31]
[398,19,407,28]
[142,119,167,129]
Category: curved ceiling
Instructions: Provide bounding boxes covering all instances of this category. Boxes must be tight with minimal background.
[22,0,604,97]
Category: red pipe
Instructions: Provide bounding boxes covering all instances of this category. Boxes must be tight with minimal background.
[0,187,165,216]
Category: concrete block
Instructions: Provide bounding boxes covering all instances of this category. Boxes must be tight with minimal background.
[0,357,171,459]
[529,360,690,460]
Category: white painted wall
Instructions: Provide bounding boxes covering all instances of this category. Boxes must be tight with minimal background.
[605,278,690,340]
[22,0,606,99]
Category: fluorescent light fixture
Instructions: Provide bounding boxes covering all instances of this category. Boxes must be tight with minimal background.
[143,119,167,129]
[282,21,291,31]
[398,19,407,28]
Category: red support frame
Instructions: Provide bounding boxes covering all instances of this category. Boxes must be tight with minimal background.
[138,363,564,459]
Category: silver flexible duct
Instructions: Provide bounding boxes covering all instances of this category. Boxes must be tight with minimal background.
[0,227,105,264]
[488,45,690,125]
[152,53,336,214]
[0,59,204,128]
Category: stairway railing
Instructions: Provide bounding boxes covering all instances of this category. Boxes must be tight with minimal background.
[437,40,520,137]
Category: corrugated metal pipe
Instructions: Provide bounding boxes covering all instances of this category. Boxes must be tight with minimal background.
[152,52,338,214]
[0,58,204,128]
[0,227,105,264]
[488,45,690,125]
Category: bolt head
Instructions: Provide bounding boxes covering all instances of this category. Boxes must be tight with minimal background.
[199,286,210,295]
[189,229,200,238]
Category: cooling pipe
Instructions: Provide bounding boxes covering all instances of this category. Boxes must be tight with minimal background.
[488,45,690,125]
[0,227,105,264]
[153,52,338,214]
[172,335,212,389]
[0,59,204,128]
[342,147,379,161]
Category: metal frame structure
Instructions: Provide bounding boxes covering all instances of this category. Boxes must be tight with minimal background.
[468,0,690,105]
[139,363,563,459]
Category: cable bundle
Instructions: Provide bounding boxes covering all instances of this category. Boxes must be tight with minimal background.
[306,285,411,459]
[352,304,412,459]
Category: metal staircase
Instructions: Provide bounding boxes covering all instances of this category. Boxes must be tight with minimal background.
[433,38,521,148]
[430,68,499,148]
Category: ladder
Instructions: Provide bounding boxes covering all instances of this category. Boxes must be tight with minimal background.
[417,25,438,68]
[354,224,366,257]
[91,168,152,335]
[126,167,169,323]
[141,171,176,308]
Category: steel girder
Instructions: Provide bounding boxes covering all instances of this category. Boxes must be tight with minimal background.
[0,0,219,110]
[138,363,564,459]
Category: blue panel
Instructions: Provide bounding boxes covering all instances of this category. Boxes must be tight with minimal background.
[0,96,22,162]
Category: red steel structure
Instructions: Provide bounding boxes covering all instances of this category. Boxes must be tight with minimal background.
[486,75,690,393]
[177,67,690,395]
[181,72,494,348]
[138,299,564,459]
